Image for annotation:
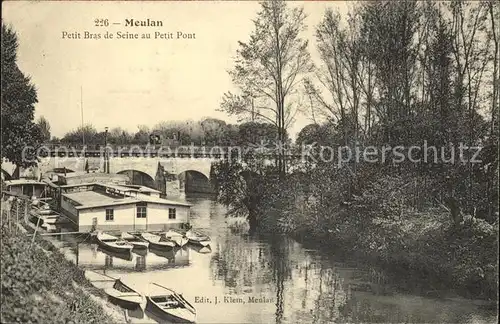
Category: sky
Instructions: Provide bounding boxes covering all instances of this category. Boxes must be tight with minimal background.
[3,1,349,140]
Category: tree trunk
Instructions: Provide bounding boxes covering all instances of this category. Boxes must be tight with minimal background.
[248,210,258,234]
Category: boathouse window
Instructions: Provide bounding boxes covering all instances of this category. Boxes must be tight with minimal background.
[105,208,114,221]
[136,202,147,218]
[168,208,176,219]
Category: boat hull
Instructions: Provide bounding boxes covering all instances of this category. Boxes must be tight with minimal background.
[130,241,149,249]
[148,240,176,249]
[141,233,176,249]
[96,237,133,254]
[174,237,189,248]
[187,238,210,247]
[98,242,133,254]
[122,233,150,249]
[107,293,143,310]
[97,246,133,261]
[146,297,196,323]
[105,279,144,310]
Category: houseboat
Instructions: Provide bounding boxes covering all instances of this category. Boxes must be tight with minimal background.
[58,182,192,232]
[3,179,48,199]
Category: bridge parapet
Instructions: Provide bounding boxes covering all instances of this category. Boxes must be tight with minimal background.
[36,143,305,159]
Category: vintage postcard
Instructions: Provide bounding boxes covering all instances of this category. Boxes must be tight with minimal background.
[1,0,498,323]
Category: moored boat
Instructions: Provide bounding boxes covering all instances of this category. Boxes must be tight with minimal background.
[97,245,134,261]
[121,232,149,249]
[148,245,177,262]
[104,279,144,309]
[185,229,211,247]
[141,232,176,249]
[41,214,60,225]
[146,283,196,323]
[163,229,188,247]
[96,232,134,254]
[32,202,54,216]
[84,270,117,290]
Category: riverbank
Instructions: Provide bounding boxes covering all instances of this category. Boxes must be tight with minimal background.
[291,213,498,301]
[0,199,127,323]
[267,188,499,302]
[212,159,498,302]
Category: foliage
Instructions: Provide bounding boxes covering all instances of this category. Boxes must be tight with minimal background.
[221,0,313,175]
[295,122,338,147]
[237,121,288,147]
[212,1,498,301]
[1,23,42,167]
[36,116,51,142]
[60,124,104,145]
[57,118,243,146]
[296,0,499,221]
[0,203,114,323]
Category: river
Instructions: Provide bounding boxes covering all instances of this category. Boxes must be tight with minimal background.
[52,195,496,324]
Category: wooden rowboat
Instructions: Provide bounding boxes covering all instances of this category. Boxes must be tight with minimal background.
[163,229,189,247]
[96,232,134,254]
[105,279,144,310]
[85,270,143,309]
[84,270,117,290]
[121,232,149,249]
[141,232,176,249]
[185,229,211,247]
[32,202,53,215]
[146,283,196,323]
[85,270,144,309]
[97,246,133,261]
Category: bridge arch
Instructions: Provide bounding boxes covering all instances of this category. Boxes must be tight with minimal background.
[117,169,156,189]
[178,170,213,194]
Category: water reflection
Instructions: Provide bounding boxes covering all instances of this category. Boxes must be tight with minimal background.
[73,243,191,272]
[54,196,496,324]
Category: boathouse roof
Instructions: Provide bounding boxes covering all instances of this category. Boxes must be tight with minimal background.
[61,183,191,209]
[4,179,47,186]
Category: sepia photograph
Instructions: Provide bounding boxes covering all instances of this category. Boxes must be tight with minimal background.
[1,0,498,323]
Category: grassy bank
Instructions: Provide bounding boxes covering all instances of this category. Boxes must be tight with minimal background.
[270,175,499,301]
[216,168,499,302]
[0,199,118,323]
[290,210,498,300]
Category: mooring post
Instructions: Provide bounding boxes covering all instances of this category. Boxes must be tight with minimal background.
[24,201,28,224]
[8,200,13,232]
[31,215,42,248]
[16,202,19,235]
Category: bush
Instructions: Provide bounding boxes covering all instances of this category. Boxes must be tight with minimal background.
[0,209,114,323]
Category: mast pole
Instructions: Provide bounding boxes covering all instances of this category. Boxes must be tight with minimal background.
[81,86,85,146]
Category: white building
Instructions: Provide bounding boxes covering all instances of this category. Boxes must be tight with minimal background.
[59,183,191,232]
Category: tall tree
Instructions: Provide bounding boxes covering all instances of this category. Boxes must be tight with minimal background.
[360,1,421,145]
[220,0,312,176]
[1,23,42,168]
[307,9,364,147]
[486,1,499,137]
[200,118,227,145]
[36,116,51,142]
[449,1,492,215]
[61,124,100,145]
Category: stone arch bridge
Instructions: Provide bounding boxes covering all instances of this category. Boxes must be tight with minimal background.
[3,145,305,195]
[37,156,217,195]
